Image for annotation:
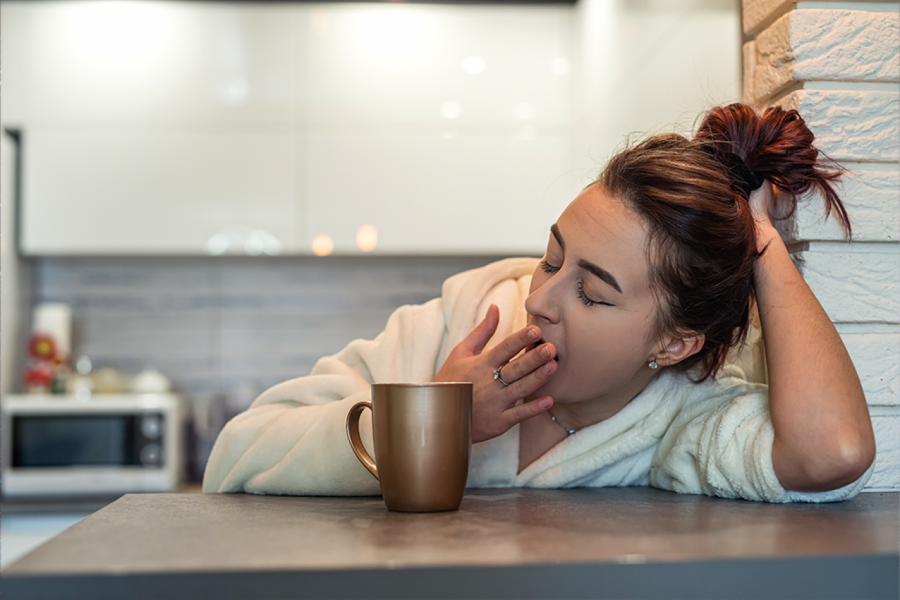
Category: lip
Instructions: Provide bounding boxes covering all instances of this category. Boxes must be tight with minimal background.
[529,336,559,362]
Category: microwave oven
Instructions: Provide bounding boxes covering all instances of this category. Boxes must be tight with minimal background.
[1,394,186,497]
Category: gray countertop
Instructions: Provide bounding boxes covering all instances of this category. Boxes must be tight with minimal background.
[3,488,898,600]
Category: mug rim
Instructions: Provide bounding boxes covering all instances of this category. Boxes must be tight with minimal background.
[372,382,473,388]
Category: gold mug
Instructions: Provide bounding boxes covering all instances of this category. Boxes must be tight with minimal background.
[346,382,473,512]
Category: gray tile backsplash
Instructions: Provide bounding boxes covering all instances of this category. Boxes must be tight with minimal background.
[31,255,516,403]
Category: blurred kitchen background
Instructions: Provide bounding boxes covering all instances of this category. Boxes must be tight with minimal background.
[0,0,741,566]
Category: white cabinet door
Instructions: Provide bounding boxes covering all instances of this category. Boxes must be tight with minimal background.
[304,4,569,128]
[302,4,577,255]
[18,2,305,256]
[11,1,740,256]
[22,131,297,255]
[306,132,574,255]
[27,2,300,124]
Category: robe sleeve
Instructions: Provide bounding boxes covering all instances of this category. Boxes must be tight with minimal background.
[649,371,873,503]
[201,298,448,496]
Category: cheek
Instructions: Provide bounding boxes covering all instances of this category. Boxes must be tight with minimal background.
[557,314,655,393]
[568,321,644,369]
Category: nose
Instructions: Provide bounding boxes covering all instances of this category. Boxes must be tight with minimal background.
[525,271,562,325]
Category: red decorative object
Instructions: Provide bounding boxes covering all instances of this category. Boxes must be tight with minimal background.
[28,333,58,362]
[23,363,55,387]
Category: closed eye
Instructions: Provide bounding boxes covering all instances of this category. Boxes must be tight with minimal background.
[540,260,615,307]
[540,260,560,274]
[577,281,614,307]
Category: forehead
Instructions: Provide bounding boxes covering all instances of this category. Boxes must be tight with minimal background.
[556,185,652,295]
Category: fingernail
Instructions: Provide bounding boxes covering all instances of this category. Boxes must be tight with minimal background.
[539,398,552,409]
[527,328,540,341]
[540,346,551,359]
[542,362,553,374]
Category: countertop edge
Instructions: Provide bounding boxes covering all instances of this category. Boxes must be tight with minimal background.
[3,555,898,600]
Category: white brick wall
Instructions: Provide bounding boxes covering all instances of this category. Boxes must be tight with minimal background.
[751,9,898,100]
[742,0,900,491]
[773,90,899,160]
[778,170,899,241]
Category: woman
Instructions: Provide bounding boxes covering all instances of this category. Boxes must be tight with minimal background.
[203,104,876,502]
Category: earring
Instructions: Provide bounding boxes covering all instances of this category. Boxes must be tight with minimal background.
[649,360,658,369]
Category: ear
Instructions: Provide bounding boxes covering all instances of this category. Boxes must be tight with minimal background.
[655,332,705,367]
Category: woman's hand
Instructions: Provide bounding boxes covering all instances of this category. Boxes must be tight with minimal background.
[748,182,780,251]
[433,304,557,443]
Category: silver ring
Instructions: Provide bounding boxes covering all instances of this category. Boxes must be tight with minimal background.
[493,367,510,387]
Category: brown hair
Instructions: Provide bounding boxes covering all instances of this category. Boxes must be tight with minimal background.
[597,103,848,381]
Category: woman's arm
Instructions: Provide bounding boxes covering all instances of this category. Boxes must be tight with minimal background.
[752,184,876,492]
[203,299,449,495]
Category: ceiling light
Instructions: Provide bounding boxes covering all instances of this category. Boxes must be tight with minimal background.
[356,225,378,252]
[312,234,335,257]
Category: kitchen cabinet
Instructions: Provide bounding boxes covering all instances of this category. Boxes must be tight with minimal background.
[302,4,576,255]
[306,132,573,254]
[17,2,305,255]
[304,4,569,128]
[22,130,298,255]
[14,2,579,256]
[9,1,740,256]
[18,2,305,255]
[26,2,300,124]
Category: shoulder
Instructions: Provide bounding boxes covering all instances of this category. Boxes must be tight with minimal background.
[677,364,767,407]
[441,257,539,306]
[653,365,773,463]
[639,365,766,419]
[441,257,539,349]
[635,365,769,443]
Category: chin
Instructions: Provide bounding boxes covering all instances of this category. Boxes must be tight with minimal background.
[527,380,552,402]
[531,377,566,403]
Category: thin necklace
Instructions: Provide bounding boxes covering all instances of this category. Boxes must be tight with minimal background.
[548,408,577,436]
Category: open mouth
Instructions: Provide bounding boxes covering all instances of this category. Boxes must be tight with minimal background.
[531,338,559,362]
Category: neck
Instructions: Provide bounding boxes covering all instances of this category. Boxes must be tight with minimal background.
[540,368,659,431]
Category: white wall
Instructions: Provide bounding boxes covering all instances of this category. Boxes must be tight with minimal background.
[742,0,900,491]
[1,4,32,395]
[1,134,20,396]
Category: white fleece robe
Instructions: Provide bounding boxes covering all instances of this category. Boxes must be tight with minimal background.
[202,258,872,502]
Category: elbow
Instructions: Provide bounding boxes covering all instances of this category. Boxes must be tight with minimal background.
[775,431,876,493]
[818,437,875,490]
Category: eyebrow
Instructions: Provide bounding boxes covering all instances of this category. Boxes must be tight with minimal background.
[550,224,623,294]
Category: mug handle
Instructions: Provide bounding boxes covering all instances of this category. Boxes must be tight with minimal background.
[346,400,378,480]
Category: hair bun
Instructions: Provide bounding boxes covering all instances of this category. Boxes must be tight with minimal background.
[698,145,765,198]
[696,103,850,237]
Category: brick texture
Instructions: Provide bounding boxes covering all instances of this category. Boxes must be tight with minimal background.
[744,0,900,491]
[773,90,900,161]
[842,332,900,406]
[870,415,900,489]
[775,170,900,242]
[795,249,900,323]
[742,0,792,35]
[752,10,899,100]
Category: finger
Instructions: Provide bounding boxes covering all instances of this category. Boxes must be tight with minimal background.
[487,324,542,366]
[503,396,553,425]
[462,304,500,356]
[500,342,556,383]
[503,359,556,402]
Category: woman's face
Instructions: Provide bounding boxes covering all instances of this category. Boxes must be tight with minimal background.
[525,184,665,408]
